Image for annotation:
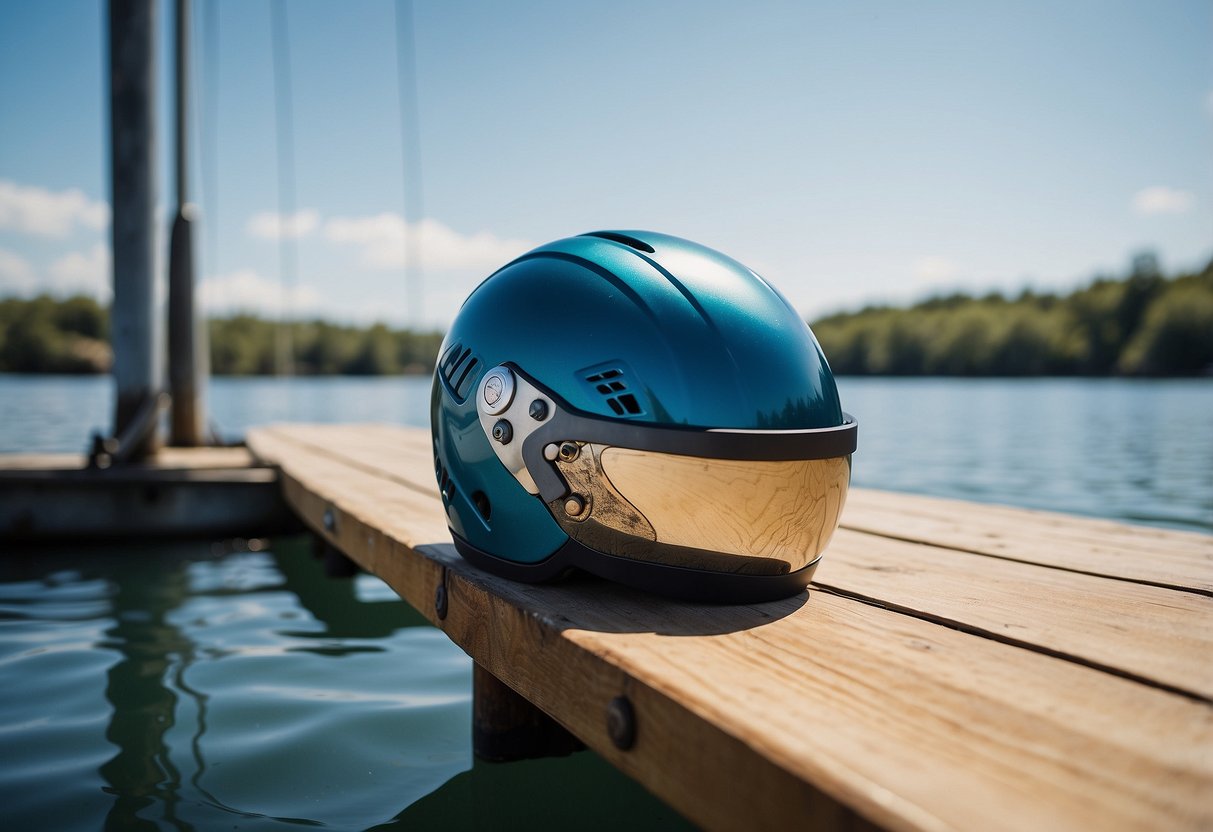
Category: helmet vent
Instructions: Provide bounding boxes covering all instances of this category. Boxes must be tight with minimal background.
[584,367,644,416]
[434,453,457,503]
[580,231,656,254]
[439,342,481,401]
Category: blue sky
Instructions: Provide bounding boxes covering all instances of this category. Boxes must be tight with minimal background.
[1,0,1209,328]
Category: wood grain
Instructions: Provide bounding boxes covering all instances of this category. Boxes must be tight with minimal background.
[247,424,1213,832]
[843,488,1213,594]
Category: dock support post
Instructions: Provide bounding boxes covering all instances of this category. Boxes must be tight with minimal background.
[472,663,583,762]
[109,0,162,460]
[167,0,208,446]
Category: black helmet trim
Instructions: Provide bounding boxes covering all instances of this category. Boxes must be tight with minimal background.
[450,530,821,605]
[511,366,857,503]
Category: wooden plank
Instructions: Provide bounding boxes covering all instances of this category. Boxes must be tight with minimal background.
[842,488,1213,594]
[816,530,1213,700]
[248,424,1213,832]
[0,445,295,539]
[0,446,256,471]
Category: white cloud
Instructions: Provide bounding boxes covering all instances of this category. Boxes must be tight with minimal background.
[199,268,325,316]
[1132,186,1195,216]
[47,243,111,300]
[0,180,109,237]
[323,213,533,271]
[246,209,320,240]
[0,246,36,295]
[913,256,958,283]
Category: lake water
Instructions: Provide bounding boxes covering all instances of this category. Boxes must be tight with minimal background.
[0,374,1209,830]
[3,374,1210,531]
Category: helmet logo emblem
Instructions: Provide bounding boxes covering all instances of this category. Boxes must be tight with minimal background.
[484,375,504,406]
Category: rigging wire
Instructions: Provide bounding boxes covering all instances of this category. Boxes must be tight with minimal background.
[394,0,425,328]
[270,0,297,376]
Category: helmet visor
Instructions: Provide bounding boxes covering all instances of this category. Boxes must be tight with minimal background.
[558,445,850,575]
[516,382,855,577]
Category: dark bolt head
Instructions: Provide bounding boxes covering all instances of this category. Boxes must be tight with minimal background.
[528,398,549,421]
[606,696,636,750]
[491,419,513,445]
[434,582,448,620]
[558,441,580,462]
[323,506,337,533]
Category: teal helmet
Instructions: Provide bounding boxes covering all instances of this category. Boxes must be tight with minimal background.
[431,231,856,603]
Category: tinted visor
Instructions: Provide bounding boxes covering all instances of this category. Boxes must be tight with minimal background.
[518,374,857,576]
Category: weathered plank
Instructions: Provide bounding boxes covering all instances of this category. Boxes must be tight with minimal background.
[816,530,1213,700]
[248,423,1213,832]
[0,445,256,471]
[842,488,1213,594]
[0,444,296,539]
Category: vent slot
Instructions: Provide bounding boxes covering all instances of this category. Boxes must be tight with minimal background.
[438,341,481,403]
[582,364,645,417]
[580,231,656,254]
[453,357,479,398]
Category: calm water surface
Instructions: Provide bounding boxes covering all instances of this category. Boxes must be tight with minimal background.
[2,374,1210,531]
[0,538,687,831]
[0,374,1209,829]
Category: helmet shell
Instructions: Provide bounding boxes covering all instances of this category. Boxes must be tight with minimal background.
[431,230,845,567]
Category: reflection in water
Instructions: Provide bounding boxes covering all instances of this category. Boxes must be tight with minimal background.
[99,555,194,831]
[0,539,687,830]
[67,538,465,830]
[272,538,431,639]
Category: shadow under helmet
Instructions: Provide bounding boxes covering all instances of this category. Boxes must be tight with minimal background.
[431,231,856,603]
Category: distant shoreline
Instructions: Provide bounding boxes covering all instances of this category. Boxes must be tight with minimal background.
[2,256,1210,378]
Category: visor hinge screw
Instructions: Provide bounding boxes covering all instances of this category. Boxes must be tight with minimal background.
[528,399,548,420]
[491,419,513,445]
[564,495,586,517]
[557,441,579,462]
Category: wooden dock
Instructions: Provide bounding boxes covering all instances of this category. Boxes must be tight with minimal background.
[246,423,1213,832]
[0,446,298,539]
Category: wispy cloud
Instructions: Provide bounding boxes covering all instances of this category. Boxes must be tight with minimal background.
[199,268,325,316]
[47,243,111,299]
[913,256,959,283]
[0,246,36,295]
[1132,186,1195,215]
[323,214,533,271]
[246,210,321,240]
[0,180,109,237]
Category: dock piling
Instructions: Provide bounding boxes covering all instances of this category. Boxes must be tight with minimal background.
[472,663,584,763]
[167,0,208,446]
[109,0,162,460]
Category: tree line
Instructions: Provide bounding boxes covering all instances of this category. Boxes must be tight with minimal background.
[809,257,1212,376]
[0,299,443,375]
[1,256,1210,376]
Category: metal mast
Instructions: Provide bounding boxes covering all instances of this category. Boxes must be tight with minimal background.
[108,0,162,460]
[168,0,208,445]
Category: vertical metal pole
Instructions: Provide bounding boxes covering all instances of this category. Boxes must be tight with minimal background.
[168,0,207,445]
[109,0,162,460]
